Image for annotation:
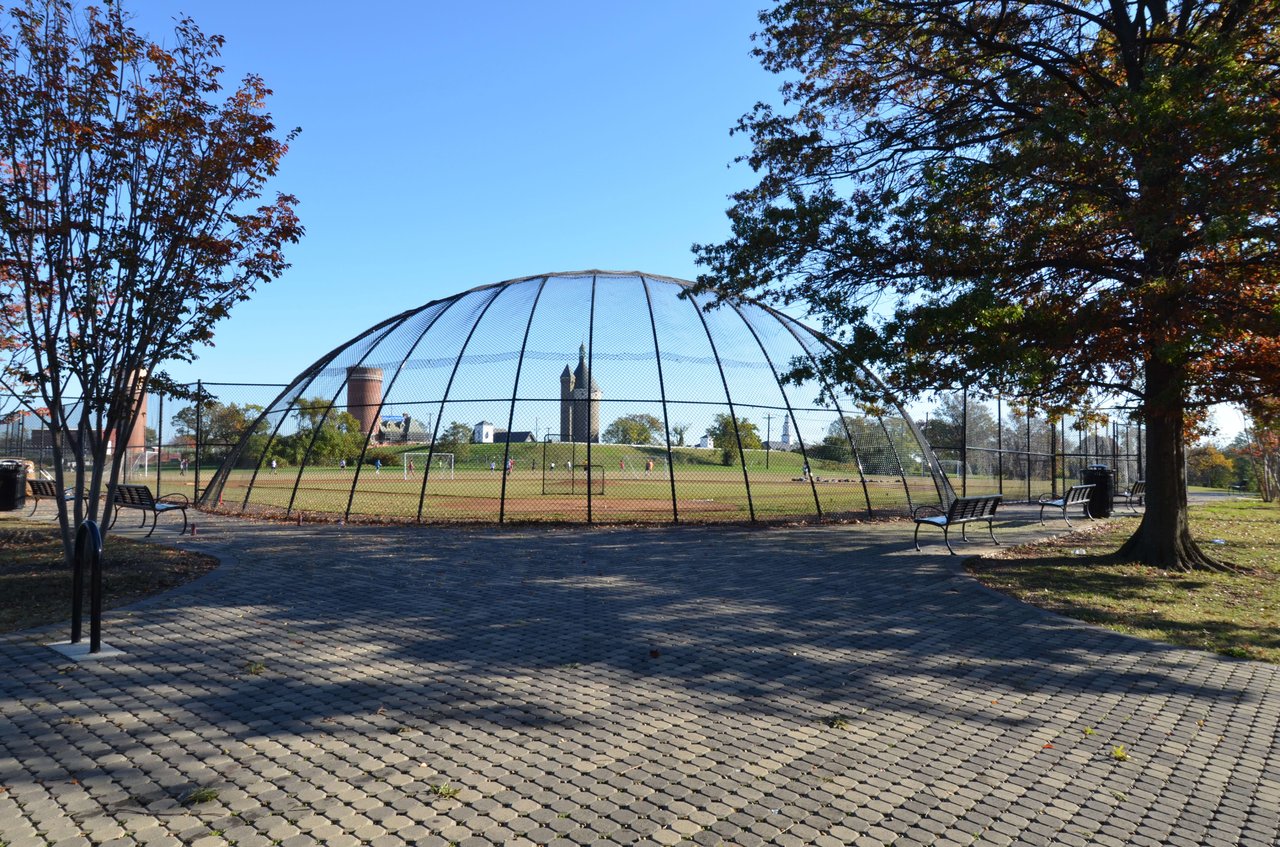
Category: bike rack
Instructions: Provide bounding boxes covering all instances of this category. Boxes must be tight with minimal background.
[50,519,121,660]
[70,519,103,652]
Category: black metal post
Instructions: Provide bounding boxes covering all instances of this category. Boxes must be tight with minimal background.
[996,394,1003,495]
[1026,402,1033,503]
[156,392,163,495]
[1112,421,1119,476]
[765,414,772,469]
[71,520,102,650]
[70,531,85,644]
[1054,422,1064,493]
[961,388,968,497]
[586,274,598,524]
[87,522,103,653]
[1137,420,1144,481]
[194,381,203,502]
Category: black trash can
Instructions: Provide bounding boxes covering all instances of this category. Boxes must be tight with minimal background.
[1081,464,1115,518]
[0,460,26,511]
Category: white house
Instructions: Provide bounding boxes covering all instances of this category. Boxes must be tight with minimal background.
[472,421,496,444]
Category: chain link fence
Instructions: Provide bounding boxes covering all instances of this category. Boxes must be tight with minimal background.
[1,382,288,504]
[3,380,1142,520]
[918,389,1143,502]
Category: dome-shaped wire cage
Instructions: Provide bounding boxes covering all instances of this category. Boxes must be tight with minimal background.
[201,271,950,524]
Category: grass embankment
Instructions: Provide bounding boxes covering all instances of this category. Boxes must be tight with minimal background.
[0,518,218,634]
[970,498,1280,662]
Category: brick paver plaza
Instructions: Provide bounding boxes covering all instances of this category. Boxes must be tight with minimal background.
[3,507,1279,847]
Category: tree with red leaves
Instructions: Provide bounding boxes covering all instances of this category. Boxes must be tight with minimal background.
[0,0,301,563]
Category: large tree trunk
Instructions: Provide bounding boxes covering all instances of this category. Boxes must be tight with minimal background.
[1262,447,1277,503]
[1116,362,1228,571]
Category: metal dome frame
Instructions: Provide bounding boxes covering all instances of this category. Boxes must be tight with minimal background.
[201,271,949,524]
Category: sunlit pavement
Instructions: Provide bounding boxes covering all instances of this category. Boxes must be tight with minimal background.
[2,504,1278,847]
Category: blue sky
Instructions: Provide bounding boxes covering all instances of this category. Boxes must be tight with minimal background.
[128,1,775,386]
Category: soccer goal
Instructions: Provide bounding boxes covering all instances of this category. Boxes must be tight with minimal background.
[404,452,454,480]
[124,447,158,481]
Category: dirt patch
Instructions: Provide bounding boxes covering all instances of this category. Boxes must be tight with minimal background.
[0,523,219,634]
[210,494,746,524]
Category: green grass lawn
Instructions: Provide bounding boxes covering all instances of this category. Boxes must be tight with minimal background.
[204,464,935,523]
[179,438,940,523]
[969,498,1280,662]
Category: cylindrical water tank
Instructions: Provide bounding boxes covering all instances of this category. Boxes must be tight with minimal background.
[346,366,384,436]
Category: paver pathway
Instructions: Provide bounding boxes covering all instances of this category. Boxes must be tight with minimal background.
[2,507,1279,847]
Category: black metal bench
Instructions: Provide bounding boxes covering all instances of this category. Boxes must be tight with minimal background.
[913,494,1003,555]
[26,478,78,516]
[109,483,189,536]
[1039,483,1095,527]
[1120,480,1145,512]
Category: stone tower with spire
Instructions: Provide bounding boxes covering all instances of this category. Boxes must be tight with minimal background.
[559,344,601,443]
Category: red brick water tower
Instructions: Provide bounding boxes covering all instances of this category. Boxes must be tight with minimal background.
[122,369,148,451]
[346,367,383,436]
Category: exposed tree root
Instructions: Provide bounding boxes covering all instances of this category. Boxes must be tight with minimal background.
[1116,525,1237,573]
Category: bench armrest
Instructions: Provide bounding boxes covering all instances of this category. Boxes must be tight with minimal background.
[157,493,190,506]
[911,503,946,519]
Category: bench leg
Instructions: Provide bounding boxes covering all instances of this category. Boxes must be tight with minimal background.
[1062,507,1073,528]
[108,506,119,530]
[1039,504,1047,525]
[913,522,923,551]
[145,510,157,537]
[987,520,999,546]
[943,526,956,555]
[179,509,188,536]
[29,497,39,517]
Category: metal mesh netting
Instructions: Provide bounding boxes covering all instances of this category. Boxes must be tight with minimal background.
[200,272,949,524]
[919,390,1144,501]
